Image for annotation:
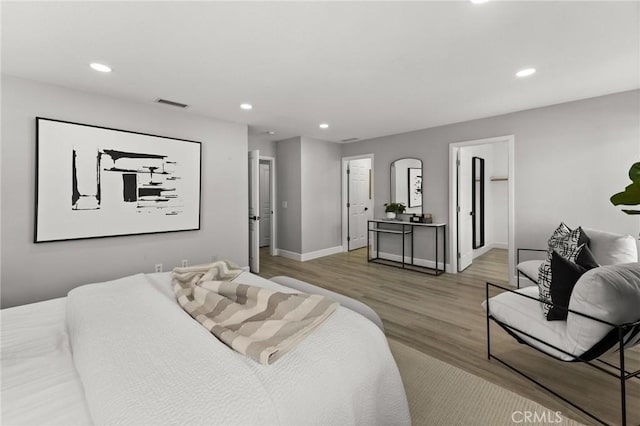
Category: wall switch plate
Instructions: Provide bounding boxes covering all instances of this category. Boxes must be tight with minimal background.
[181,259,188,267]
[282,201,287,208]
[155,263,163,273]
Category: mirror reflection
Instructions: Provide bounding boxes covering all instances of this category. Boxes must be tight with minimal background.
[390,158,423,214]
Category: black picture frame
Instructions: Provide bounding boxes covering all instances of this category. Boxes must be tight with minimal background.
[35,117,202,243]
[408,167,422,208]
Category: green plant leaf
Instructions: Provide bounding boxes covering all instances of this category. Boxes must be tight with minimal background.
[384,202,407,213]
[610,182,640,206]
[629,162,640,183]
[621,209,640,215]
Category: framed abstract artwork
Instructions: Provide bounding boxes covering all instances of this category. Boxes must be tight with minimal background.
[408,167,422,208]
[35,117,202,243]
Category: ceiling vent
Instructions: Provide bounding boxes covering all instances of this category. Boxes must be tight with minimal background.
[156,98,189,108]
[341,137,360,143]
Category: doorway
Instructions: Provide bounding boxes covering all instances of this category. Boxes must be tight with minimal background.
[259,160,272,248]
[341,154,374,251]
[448,136,515,284]
[248,151,276,273]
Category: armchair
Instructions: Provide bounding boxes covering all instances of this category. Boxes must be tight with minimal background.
[489,228,639,425]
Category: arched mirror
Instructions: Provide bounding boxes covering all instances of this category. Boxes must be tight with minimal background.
[390,158,423,214]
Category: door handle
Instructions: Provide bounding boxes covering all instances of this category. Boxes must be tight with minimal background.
[364,207,369,211]
[249,216,261,221]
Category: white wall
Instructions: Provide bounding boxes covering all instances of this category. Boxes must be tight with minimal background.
[1,75,249,308]
[249,138,276,158]
[342,90,640,264]
[491,142,509,247]
[301,137,342,254]
[274,136,342,257]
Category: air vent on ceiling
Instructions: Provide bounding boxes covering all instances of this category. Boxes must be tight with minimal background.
[341,137,360,143]
[156,98,189,108]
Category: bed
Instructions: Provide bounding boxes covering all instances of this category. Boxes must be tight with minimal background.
[1,270,410,425]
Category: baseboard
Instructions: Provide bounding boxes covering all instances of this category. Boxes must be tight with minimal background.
[376,251,451,273]
[472,245,493,259]
[276,249,302,261]
[472,242,509,259]
[300,246,344,261]
[275,246,345,262]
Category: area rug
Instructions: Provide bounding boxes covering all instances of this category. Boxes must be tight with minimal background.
[388,339,583,425]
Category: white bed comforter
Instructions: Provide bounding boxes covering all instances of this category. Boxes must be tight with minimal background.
[1,298,93,425]
[66,271,410,425]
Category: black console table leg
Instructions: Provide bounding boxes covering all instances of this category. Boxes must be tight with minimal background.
[367,221,370,261]
[402,224,405,269]
[411,225,414,266]
[443,225,447,274]
[435,227,439,274]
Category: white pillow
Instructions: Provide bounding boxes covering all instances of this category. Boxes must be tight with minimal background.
[583,228,638,265]
[565,263,640,356]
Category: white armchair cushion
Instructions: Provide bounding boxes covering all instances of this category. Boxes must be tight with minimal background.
[482,287,574,361]
[516,260,543,283]
[566,263,640,356]
[583,228,638,265]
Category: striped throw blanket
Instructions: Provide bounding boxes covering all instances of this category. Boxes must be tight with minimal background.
[172,261,338,365]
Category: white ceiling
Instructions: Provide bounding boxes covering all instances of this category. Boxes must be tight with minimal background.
[2,1,639,144]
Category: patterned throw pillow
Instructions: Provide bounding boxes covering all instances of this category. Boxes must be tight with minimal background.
[537,223,584,317]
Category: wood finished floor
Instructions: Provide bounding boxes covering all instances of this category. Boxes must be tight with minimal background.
[258,247,639,426]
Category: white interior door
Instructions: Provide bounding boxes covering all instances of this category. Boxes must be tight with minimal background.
[457,149,473,271]
[248,150,260,273]
[348,158,372,250]
[259,162,271,247]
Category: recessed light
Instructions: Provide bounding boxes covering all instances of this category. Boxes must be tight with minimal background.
[516,68,536,78]
[319,123,329,129]
[240,103,253,110]
[90,63,112,73]
[470,0,489,4]
[267,131,276,135]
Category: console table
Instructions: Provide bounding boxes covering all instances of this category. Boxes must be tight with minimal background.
[367,219,447,276]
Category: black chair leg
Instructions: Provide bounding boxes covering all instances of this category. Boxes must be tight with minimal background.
[619,329,627,426]
[486,284,491,360]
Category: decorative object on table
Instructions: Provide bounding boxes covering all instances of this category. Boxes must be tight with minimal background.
[35,117,202,242]
[384,202,406,219]
[610,161,640,215]
[410,213,433,224]
[408,167,422,208]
